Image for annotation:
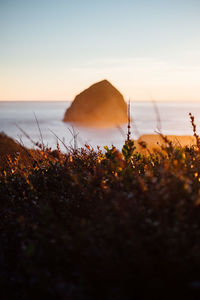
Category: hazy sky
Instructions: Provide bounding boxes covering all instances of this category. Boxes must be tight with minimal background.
[0,0,200,101]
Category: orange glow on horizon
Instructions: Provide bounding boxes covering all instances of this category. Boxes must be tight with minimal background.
[1,57,200,101]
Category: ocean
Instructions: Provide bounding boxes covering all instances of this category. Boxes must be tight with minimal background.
[0,101,199,151]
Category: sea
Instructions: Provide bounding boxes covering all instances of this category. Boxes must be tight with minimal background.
[0,101,200,151]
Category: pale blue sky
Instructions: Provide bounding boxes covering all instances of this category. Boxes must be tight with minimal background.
[0,0,200,100]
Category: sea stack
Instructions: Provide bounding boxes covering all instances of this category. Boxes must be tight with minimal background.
[63,80,128,127]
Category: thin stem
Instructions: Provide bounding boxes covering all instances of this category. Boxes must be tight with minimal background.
[127,99,131,141]
[34,112,44,150]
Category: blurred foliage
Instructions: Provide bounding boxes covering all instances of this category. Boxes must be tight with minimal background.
[1,126,200,298]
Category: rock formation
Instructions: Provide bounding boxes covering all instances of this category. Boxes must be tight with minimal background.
[137,134,195,151]
[0,132,30,168]
[63,80,128,127]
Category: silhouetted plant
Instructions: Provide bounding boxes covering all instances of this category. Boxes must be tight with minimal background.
[189,112,200,150]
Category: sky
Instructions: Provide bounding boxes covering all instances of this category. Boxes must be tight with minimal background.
[0,0,200,101]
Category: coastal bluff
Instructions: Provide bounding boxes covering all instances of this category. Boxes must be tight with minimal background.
[63,80,128,127]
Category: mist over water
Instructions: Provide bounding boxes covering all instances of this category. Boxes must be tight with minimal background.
[0,101,199,151]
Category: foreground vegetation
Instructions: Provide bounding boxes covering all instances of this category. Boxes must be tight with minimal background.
[1,117,200,299]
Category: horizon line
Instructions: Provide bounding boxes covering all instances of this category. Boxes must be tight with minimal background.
[1,99,200,102]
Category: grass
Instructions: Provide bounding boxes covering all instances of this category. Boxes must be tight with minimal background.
[1,114,200,299]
